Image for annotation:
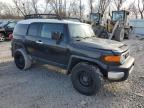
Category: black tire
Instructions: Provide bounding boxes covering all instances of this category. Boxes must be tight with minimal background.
[99,31,109,39]
[124,33,129,39]
[14,49,32,70]
[71,62,103,96]
[114,28,124,42]
[0,33,5,42]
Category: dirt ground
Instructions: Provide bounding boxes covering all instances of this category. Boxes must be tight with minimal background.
[0,37,144,108]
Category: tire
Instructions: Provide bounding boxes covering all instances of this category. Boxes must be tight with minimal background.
[124,33,129,39]
[14,49,32,70]
[114,28,124,42]
[0,33,5,42]
[99,31,109,39]
[8,33,13,40]
[71,62,103,96]
[124,29,130,39]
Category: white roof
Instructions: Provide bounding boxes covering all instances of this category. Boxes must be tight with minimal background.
[18,19,85,25]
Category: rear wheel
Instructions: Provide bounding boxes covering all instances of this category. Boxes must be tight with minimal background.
[71,62,103,96]
[0,33,5,42]
[99,31,109,39]
[114,28,124,41]
[14,49,32,70]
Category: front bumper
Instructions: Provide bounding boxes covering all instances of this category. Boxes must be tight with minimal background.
[107,56,135,81]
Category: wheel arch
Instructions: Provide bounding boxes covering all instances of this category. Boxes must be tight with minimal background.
[67,55,107,76]
[12,41,27,57]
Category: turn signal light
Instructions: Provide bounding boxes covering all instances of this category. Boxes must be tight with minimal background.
[103,55,120,63]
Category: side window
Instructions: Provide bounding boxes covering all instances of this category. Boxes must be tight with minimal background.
[41,23,64,39]
[13,24,28,36]
[28,23,39,36]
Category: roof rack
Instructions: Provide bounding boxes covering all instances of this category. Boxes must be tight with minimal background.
[25,14,62,20]
[24,14,81,22]
[64,17,81,22]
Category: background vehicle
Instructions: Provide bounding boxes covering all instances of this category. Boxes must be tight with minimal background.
[11,15,134,96]
[0,21,17,41]
[90,10,131,41]
[90,13,109,39]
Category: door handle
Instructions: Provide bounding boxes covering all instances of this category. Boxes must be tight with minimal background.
[36,40,43,44]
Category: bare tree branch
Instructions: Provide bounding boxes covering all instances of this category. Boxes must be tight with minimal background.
[98,0,111,16]
[138,0,144,19]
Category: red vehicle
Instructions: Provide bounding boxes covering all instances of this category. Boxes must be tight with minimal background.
[0,21,17,41]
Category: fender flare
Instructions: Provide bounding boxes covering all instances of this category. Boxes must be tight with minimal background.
[67,55,107,74]
[12,42,28,57]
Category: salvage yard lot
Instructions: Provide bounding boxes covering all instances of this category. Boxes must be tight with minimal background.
[0,37,144,108]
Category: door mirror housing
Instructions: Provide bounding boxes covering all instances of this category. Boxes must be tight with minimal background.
[51,32,63,41]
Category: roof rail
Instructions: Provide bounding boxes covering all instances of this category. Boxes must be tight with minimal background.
[25,14,62,20]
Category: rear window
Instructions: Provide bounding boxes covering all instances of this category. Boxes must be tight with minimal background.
[28,23,40,36]
[13,24,28,36]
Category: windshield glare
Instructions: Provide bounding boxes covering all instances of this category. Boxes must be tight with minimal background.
[112,12,124,21]
[69,24,95,38]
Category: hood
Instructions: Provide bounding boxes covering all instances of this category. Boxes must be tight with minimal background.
[73,38,128,53]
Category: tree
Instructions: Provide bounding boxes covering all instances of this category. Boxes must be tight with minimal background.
[42,0,52,13]
[31,0,39,14]
[49,0,63,15]
[67,0,85,19]
[88,0,94,13]
[138,0,144,19]
[98,0,111,16]
[128,2,138,19]
[113,0,126,11]
[13,0,33,16]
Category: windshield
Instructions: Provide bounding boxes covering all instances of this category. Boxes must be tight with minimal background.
[0,21,8,27]
[112,11,124,21]
[90,13,100,22]
[69,24,95,39]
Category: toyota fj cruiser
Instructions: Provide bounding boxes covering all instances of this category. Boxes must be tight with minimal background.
[11,19,134,96]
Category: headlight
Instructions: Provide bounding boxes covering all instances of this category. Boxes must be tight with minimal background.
[103,55,121,63]
[120,54,125,64]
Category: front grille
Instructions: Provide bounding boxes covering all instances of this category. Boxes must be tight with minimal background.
[121,50,130,63]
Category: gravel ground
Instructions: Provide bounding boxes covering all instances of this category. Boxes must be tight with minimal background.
[0,37,144,108]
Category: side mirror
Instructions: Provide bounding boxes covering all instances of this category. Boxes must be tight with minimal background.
[51,32,63,42]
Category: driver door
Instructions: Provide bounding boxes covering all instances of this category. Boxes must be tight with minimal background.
[38,23,69,67]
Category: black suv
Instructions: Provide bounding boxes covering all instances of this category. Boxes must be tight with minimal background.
[11,19,135,96]
[0,21,17,41]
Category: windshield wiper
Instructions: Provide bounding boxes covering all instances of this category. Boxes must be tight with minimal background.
[72,36,83,41]
[83,37,91,39]
[73,36,93,40]
[73,36,82,38]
